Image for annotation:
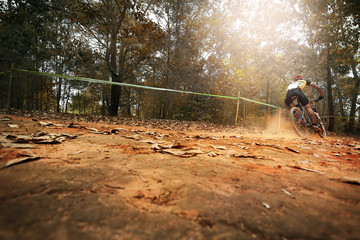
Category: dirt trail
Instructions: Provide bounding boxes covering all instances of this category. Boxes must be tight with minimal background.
[0,114,359,240]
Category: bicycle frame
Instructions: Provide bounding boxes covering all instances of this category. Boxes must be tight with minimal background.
[299,104,312,127]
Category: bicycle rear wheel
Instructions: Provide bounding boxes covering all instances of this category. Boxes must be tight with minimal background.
[290,107,309,137]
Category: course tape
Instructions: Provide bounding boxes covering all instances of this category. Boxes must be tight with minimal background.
[322,115,356,119]
[0,70,11,75]
[14,68,281,109]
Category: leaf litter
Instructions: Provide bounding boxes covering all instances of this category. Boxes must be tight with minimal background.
[1,112,360,239]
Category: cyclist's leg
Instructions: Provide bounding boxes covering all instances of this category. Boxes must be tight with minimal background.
[304,104,316,124]
[295,89,312,122]
[304,104,321,132]
[285,103,293,110]
[285,90,296,110]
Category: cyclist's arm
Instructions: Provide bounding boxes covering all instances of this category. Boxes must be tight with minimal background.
[310,82,324,98]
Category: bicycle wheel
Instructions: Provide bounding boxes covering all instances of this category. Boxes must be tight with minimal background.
[290,107,309,137]
[315,113,326,138]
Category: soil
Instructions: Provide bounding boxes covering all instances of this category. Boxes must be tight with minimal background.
[0,113,359,240]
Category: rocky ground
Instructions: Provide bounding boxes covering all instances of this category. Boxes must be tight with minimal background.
[0,113,359,240]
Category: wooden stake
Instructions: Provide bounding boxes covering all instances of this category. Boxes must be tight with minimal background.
[278,108,281,129]
[6,63,14,111]
[235,91,240,126]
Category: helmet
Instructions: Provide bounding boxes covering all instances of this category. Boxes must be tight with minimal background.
[294,75,304,80]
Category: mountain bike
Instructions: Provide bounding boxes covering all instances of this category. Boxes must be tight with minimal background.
[289,96,326,138]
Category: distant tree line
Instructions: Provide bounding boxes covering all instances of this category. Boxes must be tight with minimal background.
[0,0,359,133]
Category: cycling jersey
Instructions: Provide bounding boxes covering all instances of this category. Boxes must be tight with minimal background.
[285,79,312,107]
[287,79,311,90]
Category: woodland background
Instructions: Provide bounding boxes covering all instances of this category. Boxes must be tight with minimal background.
[0,0,359,134]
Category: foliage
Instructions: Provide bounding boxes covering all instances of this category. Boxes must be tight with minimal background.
[0,0,359,133]
[293,0,360,133]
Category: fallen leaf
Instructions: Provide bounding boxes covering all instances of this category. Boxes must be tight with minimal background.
[162,147,203,158]
[158,143,173,149]
[256,143,282,150]
[68,150,84,155]
[151,143,161,150]
[111,128,126,133]
[281,188,295,199]
[4,156,41,168]
[105,184,125,189]
[208,152,218,157]
[232,152,258,158]
[87,127,109,134]
[331,177,360,185]
[285,147,300,153]
[262,202,270,209]
[0,117,12,121]
[172,141,186,149]
[211,145,227,150]
[18,149,35,157]
[39,121,53,127]
[291,166,325,174]
[140,139,155,144]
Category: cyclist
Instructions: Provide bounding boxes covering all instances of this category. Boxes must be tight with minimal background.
[285,75,324,132]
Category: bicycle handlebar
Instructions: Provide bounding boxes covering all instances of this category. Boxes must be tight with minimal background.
[309,97,323,104]
[312,96,324,102]
[317,96,323,102]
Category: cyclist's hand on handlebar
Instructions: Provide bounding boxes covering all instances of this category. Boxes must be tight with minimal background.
[316,96,324,102]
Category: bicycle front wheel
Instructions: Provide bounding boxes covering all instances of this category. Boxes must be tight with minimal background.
[315,114,326,138]
[290,107,309,137]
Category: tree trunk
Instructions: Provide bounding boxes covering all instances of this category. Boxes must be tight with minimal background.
[348,52,360,132]
[14,70,23,109]
[336,87,345,116]
[101,85,109,115]
[35,78,39,110]
[265,78,270,128]
[326,50,335,132]
[26,74,30,111]
[56,78,62,113]
[108,3,128,116]
[334,74,345,118]
[108,21,119,116]
[6,63,15,111]
[123,87,131,117]
[109,78,122,116]
[40,77,43,111]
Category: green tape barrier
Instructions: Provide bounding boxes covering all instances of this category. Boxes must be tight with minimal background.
[322,115,356,119]
[0,70,11,75]
[14,68,281,109]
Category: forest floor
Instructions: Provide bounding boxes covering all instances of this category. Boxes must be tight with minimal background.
[0,112,359,240]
